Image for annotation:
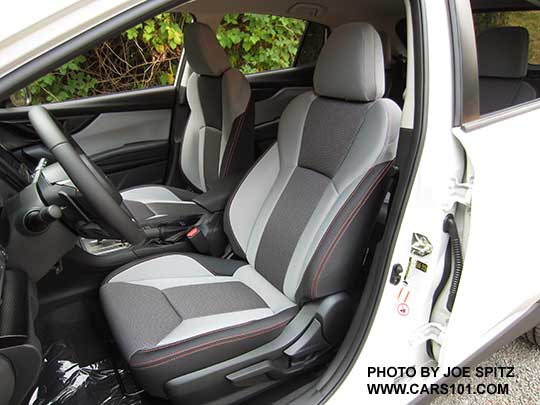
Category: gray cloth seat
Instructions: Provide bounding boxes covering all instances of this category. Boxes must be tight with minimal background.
[121,22,254,226]
[101,22,401,398]
[478,27,537,115]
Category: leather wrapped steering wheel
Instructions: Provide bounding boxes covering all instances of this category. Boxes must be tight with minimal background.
[28,106,145,245]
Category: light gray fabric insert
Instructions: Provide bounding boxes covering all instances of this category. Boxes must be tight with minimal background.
[314,23,385,102]
[163,281,267,319]
[100,282,182,358]
[299,97,370,178]
[255,167,330,290]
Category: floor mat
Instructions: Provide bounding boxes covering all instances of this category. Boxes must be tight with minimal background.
[29,340,145,405]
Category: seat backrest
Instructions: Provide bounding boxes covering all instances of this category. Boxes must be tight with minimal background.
[181,23,254,192]
[477,27,537,115]
[225,23,401,304]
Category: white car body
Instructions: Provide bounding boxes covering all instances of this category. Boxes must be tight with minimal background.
[1,0,539,403]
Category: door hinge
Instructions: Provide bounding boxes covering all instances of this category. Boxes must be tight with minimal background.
[409,322,446,347]
[444,178,473,211]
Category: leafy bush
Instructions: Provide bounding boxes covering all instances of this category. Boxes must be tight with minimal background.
[28,13,191,104]
[217,14,305,74]
[26,13,306,104]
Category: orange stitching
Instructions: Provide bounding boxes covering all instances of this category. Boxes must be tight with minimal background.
[139,316,268,353]
[131,318,290,369]
[222,112,246,176]
[310,163,393,298]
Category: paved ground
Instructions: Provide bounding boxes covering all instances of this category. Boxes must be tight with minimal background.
[433,337,540,404]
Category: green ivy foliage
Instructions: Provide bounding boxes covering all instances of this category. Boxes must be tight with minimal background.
[217,14,306,74]
[25,13,306,105]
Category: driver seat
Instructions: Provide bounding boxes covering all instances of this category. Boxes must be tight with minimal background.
[121,22,254,227]
[101,23,401,402]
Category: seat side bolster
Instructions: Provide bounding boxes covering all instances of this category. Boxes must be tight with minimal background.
[128,306,297,396]
[296,161,394,302]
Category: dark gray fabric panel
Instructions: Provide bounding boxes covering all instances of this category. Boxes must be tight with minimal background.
[296,162,393,302]
[202,127,222,187]
[256,167,330,291]
[479,78,537,115]
[220,99,255,178]
[299,98,371,178]
[130,306,297,398]
[100,282,181,359]
[163,282,267,319]
[197,75,223,130]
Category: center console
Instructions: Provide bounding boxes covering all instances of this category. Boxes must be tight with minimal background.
[70,176,239,271]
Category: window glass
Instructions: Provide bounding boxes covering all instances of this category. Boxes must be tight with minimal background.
[217,14,308,75]
[474,11,540,64]
[21,12,192,105]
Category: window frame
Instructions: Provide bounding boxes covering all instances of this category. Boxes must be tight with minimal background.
[453,0,540,129]
[293,20,329,67]
[0,0,189,104]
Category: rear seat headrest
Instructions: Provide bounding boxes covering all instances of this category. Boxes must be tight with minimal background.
[184,22,231,77]
[314,23,385,102]
[477,27,530,79]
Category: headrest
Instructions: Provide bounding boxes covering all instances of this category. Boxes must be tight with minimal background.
[314,23,385,102]
[184,22,231,77]
[477,27,529,79]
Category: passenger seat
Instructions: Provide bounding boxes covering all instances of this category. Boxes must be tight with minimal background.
[121,22,254,227]
[477,27,537,115]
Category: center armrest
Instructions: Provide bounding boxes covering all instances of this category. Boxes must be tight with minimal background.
[192,174,242,213]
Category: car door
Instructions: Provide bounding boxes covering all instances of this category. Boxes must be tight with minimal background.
[438,106,540,367]
[0,12,192,190]
[0,86,182,190]
[437,5,540,369]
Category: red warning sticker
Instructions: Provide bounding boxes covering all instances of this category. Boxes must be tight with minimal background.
[397,303,410,316]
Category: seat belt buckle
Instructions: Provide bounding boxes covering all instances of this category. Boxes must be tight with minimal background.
[187,226,210,254]
[187,227,200,239]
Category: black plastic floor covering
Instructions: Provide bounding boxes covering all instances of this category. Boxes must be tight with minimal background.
[29,340,144,405]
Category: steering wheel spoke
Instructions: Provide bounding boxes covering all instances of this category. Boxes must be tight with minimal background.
[28,106,145,245]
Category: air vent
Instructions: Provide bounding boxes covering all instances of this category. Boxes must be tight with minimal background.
[288,3,327,19]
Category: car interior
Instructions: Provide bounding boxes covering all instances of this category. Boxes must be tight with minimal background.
[0,0,538,404]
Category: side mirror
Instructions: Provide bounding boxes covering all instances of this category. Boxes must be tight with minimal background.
[9,87,32,107]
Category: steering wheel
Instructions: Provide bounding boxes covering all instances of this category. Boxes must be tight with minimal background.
[28,106,145,245]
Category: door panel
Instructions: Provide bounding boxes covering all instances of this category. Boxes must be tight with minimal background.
[441,105,540,367]
[70,110,171,157]
[248,64,315,155]
[0,86,178,189]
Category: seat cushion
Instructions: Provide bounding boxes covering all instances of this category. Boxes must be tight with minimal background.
[121,185,207,226]
[100,254,297,397]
